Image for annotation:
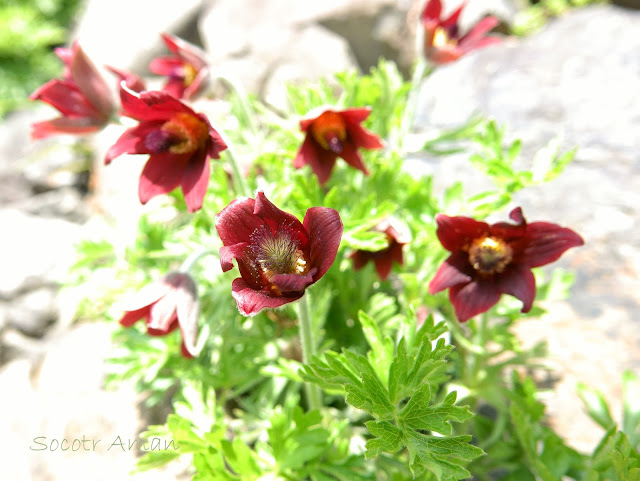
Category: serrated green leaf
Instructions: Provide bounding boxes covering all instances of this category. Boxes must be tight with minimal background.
[400,385,472,434]
[365,421,404,457]
[359,310,394,383]
[388,338,408,404]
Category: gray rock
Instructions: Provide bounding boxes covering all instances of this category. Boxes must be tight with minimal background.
[72,0,203,73]
[3,287,59,338]
[0,208,81,298]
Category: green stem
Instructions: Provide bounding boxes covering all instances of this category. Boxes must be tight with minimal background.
[297,294,322,411]
[179,248,218,273]
[223,139,251,198]
[397,59,431,153]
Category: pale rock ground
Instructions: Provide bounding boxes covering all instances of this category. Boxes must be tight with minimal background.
[1,0,639,479]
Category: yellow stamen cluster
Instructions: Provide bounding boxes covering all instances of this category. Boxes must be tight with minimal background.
[161,112,208,154]
[468,236,513,275]
[432,26,457,48]
[311,111,347,151]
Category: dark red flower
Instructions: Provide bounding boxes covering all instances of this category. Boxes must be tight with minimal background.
[105,85,227,212]
[421,0,501,65]
[428,207,584,322]
[351,218,411,280]
[215,192,343,316]
[119,272,199,358]
[149,33,209,100]
[29,41,115,139]
[293,108,383,184]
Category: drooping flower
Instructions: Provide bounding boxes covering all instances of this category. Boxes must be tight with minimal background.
[421,0,501,65]
[105,84,228,212]
[428,207,584,322]
[293,108,383,184]
[119,272,200,358]
[149,33,209,100]
[215,192,343,316]
[351,218,411,280]
[29,41,115,139]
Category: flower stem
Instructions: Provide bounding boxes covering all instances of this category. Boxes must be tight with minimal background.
[397,58,431,153]
[297,293,322,411]
[223,139,251,198]
[180,249,218,273]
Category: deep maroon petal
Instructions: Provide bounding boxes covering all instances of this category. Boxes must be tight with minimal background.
[272,267,317,293]
[138,152,188,204]
[120,85,193,121]
[231,278,302,316]
[219,243,250,272]
[351,251,370,271]
[254,191,305,233]
[449,278,502,322]
[215,197,263,246]
[69,43,114,117]
[303,206,343,281]
[181,147,209,212]
[428,251,473,294]
[104,120,165,163]
[496,264,536,313]
[459,17,499,50]
[374,254,394,280]
[294,135,337,184]
[435,213,488,252]
[340,142,369,175]
[389,241,404,265]
[519,222,584,268]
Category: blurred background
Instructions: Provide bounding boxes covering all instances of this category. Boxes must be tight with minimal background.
[0,0,638,479]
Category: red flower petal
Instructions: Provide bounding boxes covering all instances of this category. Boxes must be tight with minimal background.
[220,243,250,272]
[421,0,442,22]
[272,268,317,293]
[231,278,302,317]
[293,135,338,184]
[207,124,228,158]
[340,142,369,175]
[138,152,188,204]
[519,222,585,268]
[119,306,150,327]
[346,123,384,150]
[374,254,394,280]
[69,43,114,118]
[340,107,371,125]
[30,79,98,117]
[254,191,306,233]
[104,120,165,163]
[496,264,536,313]
[148,291,179,333]
[215,197,262,246]
[149,56,184,76]
[459,16,500,50]
[181,147,210,213]
[435,213,488,252]
[175,274,199,357]
[442,3,464,29]
[303,206,343,281]
[31,117,103,140]
[428,251,473,294]
[449,278,502,322]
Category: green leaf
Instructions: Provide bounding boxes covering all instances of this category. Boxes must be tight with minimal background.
[359,310,394,383]
[400,388,473,435]
[364,421,404,457]
[577,382,616,431]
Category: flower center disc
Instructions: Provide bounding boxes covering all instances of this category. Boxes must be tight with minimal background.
[161,112,209,154]
[250,226,309,280]
[468,236,513,275]
[311,111,347,153]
